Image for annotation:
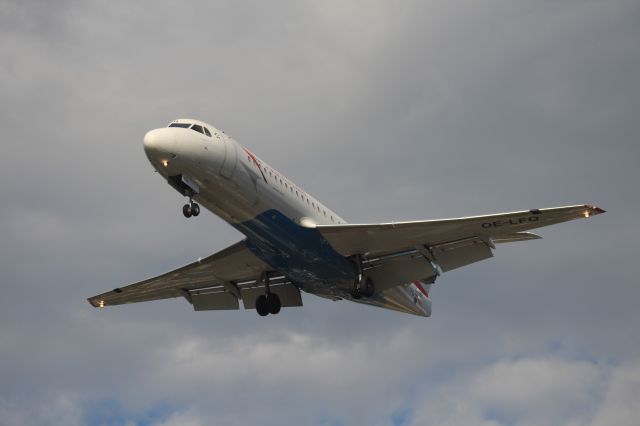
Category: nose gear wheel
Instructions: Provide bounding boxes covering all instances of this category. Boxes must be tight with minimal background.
[182,198,200,218]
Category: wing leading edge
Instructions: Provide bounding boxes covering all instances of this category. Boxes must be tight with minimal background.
[317,204,605,267]
[87,240,303,311]
[89,204,604,315]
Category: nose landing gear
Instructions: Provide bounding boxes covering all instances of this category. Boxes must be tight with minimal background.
[182,198,200,218]
[167,175,200,218]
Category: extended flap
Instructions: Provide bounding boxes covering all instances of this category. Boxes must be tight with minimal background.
[191,291,240,311]
[365,255,437,292]
[241,283,303,309]
[430,237,493,272]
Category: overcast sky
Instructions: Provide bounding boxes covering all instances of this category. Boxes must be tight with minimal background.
[1,1,639,425]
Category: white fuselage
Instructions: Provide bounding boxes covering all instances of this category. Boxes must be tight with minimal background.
[145,122,339,225]
[142,119,431,316]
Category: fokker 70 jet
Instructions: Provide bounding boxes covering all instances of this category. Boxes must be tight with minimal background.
[89,119,604,317]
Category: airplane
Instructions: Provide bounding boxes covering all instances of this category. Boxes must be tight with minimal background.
[88,118,605,317]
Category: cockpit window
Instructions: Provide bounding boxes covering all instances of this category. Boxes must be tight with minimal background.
[191,124,205,134]
[168,123,191,128]
[203,127,212,137]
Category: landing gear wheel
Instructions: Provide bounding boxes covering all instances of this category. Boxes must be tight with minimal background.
[361,277,375,297]
[191,203,200,216]
[351,277,374,299]
[182,204,192,218]
[255,295,269,316]
[267,293,281,315]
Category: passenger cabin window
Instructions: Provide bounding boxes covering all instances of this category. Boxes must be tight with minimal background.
[169,123,191,128]
[203,127,212,137]
[191,124,205,134]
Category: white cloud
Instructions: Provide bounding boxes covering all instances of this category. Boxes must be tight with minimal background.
[153,410,206,426]
[467,357,603,422]
[143,329,421,413]
[411,358,640,426]
[585,362,640,426]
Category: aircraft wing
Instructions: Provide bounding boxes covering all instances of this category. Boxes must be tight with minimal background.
[317,205,605,272]
[88,240,303,311]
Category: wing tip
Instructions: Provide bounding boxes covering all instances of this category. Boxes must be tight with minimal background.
[87,298,105,308]
[585,205,606,216]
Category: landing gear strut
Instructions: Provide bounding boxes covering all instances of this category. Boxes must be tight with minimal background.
[167,175,200,218]
[182,197,200,218]
[351,276,375,299]
[350,256,374,299]
[255,273,281,316]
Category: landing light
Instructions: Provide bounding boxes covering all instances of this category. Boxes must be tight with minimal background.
[584,211,590,218]
[99,300,105,308]
[161,160,169,167]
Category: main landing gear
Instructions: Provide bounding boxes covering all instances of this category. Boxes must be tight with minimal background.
[255,293,281,316]
[255,273,281,316]
[351,276,375,299]
[350,256,375,299]
[182,198,200,218]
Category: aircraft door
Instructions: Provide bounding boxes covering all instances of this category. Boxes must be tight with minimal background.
[220,137,237,178]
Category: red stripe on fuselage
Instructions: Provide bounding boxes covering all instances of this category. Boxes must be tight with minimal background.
[413,281,429,297]
[242,146,268,183]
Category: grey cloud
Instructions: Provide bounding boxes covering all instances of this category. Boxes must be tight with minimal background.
[1,0,638,424]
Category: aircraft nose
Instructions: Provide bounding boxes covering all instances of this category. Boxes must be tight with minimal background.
[143,128,176,165]
[144,128,171,153]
